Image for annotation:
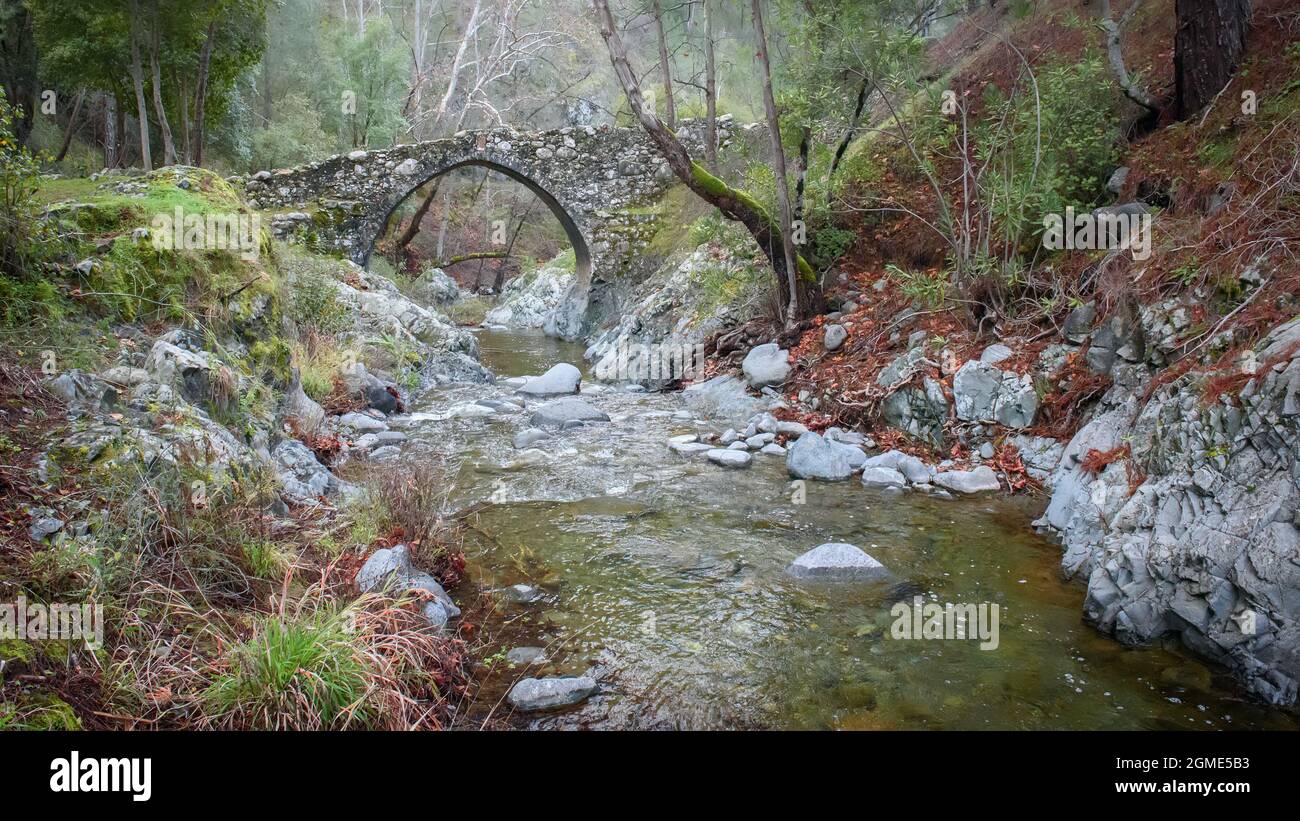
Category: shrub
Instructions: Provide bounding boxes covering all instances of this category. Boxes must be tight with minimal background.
[204,605,372,729]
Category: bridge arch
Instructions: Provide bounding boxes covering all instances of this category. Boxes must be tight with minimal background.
[362,156,592,297]
[244,120,738,337]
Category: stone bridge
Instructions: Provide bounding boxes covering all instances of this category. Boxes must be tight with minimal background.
[242,117,741,338]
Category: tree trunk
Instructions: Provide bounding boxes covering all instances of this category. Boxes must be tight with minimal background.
[128,0,153,171]
[591,0,809,319]
[436,188,451,261]
[55,89,86,162]
[751,0,803,325]
[704,0,718,172]
[395,177,444,252]
[149,1,177,166]
[103,93,118,169]
[1174,0,1251,119]
[193,19,217,167]
[652,0,676,130]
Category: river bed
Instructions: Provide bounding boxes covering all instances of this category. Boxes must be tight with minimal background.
[391,328,1297,730]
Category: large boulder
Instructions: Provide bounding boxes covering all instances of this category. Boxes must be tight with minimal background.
[518,363,582,396]
[356,543,459,627]
[786,543,888,581]
[682,374,765,424]
[486,264,574,329]
[529,397,610,429]
[508,676,598,711]
[273,439,346,502]
[741,343,791,388]
[932,465,1001,494]
[881,377,950,448]
[952,361,1037,429]
[281,369,325,436]
[786,432,855,481]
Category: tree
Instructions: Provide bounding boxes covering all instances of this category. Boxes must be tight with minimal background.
[591,0,813,322]
[651,0,676,130]
[1174,0,1251,120]
[703,0,718,172]
[751,0,802,323]
[127,0,153,170]
[0,0,38,146]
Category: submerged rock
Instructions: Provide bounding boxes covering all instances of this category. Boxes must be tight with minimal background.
[529,397,610,429]
[786,543,888,581]
[682,374,765,424]
[707,448,752,469]
[508,676,598,711]
[513,428,552,449]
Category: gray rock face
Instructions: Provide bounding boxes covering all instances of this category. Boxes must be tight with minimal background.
[356,543,460,626]
[881,377,950,448]
[786,432,855,481]
[529,397,610,429]
[863,450,932,484]
[952,361,1038,429]
[933,465,1001,494]
[282,371,325,436]
[518,363,582,396]
[508,676,598,711]
[1040,316,1300,706]
[741,343,791,388]
[786,543,888,580]
[824,324,847,352]
[706,448,752,468]
[1062,302,1096,343]
[273,440,345,502]
[28,517,65,541]
[682,374,764,424]
[861,466,907,488]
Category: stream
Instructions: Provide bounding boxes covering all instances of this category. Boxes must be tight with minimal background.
[389,328,1297,730]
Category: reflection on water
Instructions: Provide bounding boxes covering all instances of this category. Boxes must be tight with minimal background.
[396,328,1297,730]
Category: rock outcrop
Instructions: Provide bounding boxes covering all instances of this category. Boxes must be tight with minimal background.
[1040,317,1300,706]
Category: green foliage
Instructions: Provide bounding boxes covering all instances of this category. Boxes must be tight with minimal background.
[288,266,351,335]
[0,90,70,324]
[445,295,489,326]
[887,263,948,308]
[249,93,334,170]
[204,605,371,729]
[978,54,1120,246]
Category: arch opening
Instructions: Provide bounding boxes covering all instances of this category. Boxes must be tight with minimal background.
[363,158,592,296]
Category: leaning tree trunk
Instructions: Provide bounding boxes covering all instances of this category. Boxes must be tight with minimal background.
[1174,0,1251,120]
[590,0,811,322]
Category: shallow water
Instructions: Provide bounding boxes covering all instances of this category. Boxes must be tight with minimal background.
[395,328,1297,730]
